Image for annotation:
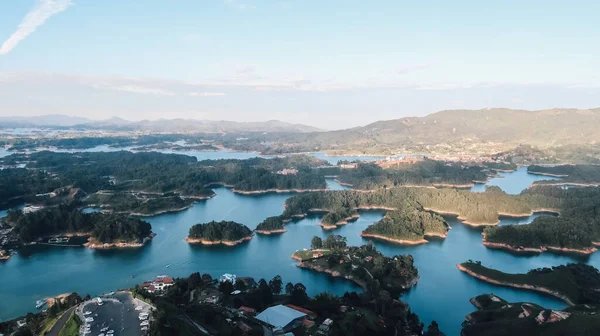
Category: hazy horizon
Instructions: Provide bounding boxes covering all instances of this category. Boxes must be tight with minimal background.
[1,1,600,128]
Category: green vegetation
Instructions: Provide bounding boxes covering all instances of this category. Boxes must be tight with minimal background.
[460,261,600,305]
[296,242,419,297]
[483,187,600,250]
[462,294,600,336]
[529,164,600,184]
[336,160,487,188]
[5,203,152,244]
[139,271,432,336]
[58,314,81,336]
[84,192,197,215]
[255,216,285,232]
[362,206,447,241]
[482,161,517,171]
[187,221,252,242]
[0,151,331,212]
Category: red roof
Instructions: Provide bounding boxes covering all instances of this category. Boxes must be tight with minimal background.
[285,304,316,318]
[239,306,256,313]
[303,319,315,327]
[154,277,174,285]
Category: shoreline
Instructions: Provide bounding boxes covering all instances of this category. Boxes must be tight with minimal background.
[423,207,560,227]
[255,229,287,235]
[296,262,368,290]
[232,188,328,195]
[456,264,575,306]
[319,213,361,230]
[359,233,428,245]
[185,235,252,246]
[533,181,600,187]
[126,204,197,217]
[527,171,569,178]
[482,233,597,255]
[84,233,156,249]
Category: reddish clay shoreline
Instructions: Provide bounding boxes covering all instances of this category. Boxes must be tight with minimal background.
[359,233,428,245]
[85,233,156,249]
[456,264,575,306]
[423,207,560,227]
[185,235,253,246]
[255,229,287,235]
[482,233,597,255]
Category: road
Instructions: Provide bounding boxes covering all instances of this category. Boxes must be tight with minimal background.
[46,305,76,336]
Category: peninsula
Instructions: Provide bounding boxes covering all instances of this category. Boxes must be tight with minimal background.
[186,221,253,246]
[255,216,287,234]
[292,236,419,296]
[457,261,600,306]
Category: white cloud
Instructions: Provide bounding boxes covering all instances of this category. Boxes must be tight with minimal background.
[0,0,74,55]
[101,85,176,96]
[189,92,226,97]
[394,64,430,75]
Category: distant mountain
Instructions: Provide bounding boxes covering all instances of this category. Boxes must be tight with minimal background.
[282,108,600,153]
[0,114,92,127]
[0,115,321,133]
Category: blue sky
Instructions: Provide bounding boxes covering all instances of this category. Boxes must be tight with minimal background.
[0,0,599,129]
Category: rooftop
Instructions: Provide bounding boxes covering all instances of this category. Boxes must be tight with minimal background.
[255,305,307,329]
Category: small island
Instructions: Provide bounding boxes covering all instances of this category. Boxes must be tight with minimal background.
[360,207,448,244]
[186,221,253,246]
[255,216,287,234]
[462,293,600,336]
[292,235,419,296]
[457,261,600,306]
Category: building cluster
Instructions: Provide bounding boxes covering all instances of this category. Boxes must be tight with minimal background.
[140,275,174,294]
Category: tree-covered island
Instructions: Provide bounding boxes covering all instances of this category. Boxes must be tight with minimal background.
[1,203,154,249]
[186,221,253,246]
[292,236,419,297]
[529,164,600,186]
[255,216,287,234]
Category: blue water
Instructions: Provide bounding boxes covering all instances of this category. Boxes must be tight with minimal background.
[0,166,584,336]
[471,166,559,194]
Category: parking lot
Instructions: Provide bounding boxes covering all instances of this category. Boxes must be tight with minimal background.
[77,291,154,336]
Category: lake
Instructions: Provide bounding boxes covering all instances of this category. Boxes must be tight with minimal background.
[0,154,588,335]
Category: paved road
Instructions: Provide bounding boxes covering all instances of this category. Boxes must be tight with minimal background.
[46,305,76,336]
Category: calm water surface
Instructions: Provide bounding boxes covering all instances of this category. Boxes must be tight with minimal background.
[0,157,588,336]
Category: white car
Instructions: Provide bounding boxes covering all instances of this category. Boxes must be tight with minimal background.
[84,311,92,315]
[141,326,148,331]
[85,317,94,322]
[107,330,114,334]
[98,334,105,336]
[140,320,150,326]
[135,306,143,311]
[100,327,109,332]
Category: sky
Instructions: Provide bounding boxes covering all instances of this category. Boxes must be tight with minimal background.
[0,0,599,129]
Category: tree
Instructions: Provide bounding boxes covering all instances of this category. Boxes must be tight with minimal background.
[291,283,308,305]
[235,280,247,292]
[311,236,323,249]
[269,275,283,295]
[324,235,347,249]
[201,274,213,284]
[425,321,444,336]
[285,282,294,295]
[218,280,234,295]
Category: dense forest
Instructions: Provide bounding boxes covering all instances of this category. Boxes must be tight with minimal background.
[484,187,600,250]
[255,216,286,232]
[187,221,252,242]
[461,261,600,305]
[84,192,197,215]
[362,207,447,241]
[529,164,600,184]
[0,169,64,208]
[0,151,331,211]
[3,203,152,243]
[335,160,488,189]
[299,242,420,297]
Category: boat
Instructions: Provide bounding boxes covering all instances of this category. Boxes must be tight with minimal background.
[35,300,46,309]
[165,264,170,268]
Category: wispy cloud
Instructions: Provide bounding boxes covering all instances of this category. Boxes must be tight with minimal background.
[0,0,74,55]
[189,92,226,97]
